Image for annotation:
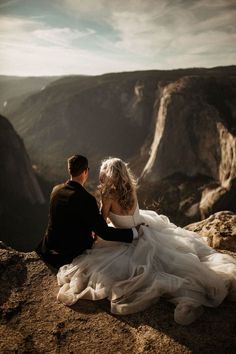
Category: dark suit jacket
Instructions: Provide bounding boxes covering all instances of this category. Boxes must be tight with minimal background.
[36,180,133,268]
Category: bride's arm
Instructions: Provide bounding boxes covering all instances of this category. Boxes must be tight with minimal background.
[101,196,112,222]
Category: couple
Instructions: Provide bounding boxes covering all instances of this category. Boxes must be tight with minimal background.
[37,155,236,325]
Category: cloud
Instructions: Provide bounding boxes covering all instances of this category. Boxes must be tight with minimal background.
[33,27,96,47]
[61,0,236,58]
[0,15,41,31]
[0,41,142,76]
[0,15,95,44]
[61,0,236,19]
[0,0,20,9]
[94,0,236,68]
[62,0,169,16]
[0,15,141,75]
[0,0,235,75]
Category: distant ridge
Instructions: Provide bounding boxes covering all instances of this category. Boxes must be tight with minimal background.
[0,75,60,107]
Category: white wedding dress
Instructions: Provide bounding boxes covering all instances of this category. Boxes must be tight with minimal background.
[57,204,236,325]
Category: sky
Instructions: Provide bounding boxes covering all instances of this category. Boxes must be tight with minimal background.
[0,0,235,76]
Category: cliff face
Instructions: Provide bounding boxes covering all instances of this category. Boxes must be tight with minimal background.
[3,73,158,181]
[142,76,236,183]
[0,212,236,353]
[0,114,45,250]
[2,67,236,224]
[139,76,236,222]
[0,115,44,204]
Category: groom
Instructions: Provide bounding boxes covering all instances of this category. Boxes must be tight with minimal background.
[36,154,139,269]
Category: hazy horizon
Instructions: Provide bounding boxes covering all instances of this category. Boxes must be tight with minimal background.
[0,0,235,76]
[2,64,236,78]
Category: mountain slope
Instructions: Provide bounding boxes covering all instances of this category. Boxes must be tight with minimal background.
[4,66,236,181]
[0,114,45,250]
[3,66,236,224]
[0,76,61,109]
[4,72,159,180]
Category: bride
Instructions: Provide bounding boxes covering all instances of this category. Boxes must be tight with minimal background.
[57,157,236,325]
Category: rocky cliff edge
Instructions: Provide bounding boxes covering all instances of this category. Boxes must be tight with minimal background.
[0,211,236,353]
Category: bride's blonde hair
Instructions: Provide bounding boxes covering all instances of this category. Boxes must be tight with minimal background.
[99,157,137,211]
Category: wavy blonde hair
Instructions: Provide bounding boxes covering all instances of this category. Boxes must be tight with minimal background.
[99,157,137,212]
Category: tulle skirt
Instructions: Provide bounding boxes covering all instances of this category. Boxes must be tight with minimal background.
[57,210,236,325]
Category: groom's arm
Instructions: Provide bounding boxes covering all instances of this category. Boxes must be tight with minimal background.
[85,195,134,243]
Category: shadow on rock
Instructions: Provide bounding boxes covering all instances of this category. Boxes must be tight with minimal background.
[70,298,110,315]
[112,299,236,353]
[0,250,28,307]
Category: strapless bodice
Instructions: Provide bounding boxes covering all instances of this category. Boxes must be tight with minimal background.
[108,203,141,228]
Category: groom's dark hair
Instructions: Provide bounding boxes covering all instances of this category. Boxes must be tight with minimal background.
[67,155,88,177]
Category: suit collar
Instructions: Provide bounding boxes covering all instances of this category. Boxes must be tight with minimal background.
[66,180,84,189]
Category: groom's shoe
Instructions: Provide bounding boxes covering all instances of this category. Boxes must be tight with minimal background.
[35,240,76,270]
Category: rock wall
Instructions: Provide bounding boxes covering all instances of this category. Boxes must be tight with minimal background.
[142,76,236,182]
[140,76,236,221]
[0,114,45,250]
[0,115,44,204]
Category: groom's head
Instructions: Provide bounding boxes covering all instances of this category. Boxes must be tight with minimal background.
[67,155,88,179]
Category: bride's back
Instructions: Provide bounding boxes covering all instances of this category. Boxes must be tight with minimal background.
[109,200,140,229]
[109,192,138,216]
[99,157,139,222]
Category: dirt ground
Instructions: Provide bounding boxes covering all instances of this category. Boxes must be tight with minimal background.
[0,249,236,354]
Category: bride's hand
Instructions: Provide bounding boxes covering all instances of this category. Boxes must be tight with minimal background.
[92,231,97,240]
[135,223,148,238]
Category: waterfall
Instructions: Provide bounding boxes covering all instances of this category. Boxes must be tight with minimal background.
[141,88,170,179]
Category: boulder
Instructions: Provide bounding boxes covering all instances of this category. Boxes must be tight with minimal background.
[185,211,236,252]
